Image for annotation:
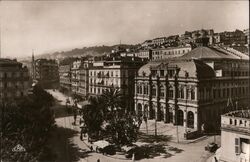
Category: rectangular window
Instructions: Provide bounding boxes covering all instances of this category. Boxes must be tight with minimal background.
[169,89,174,99]
[160,70,164,77]
[191,89,195,100]
[235,138,240,154]
[160,88,164,97]
[152,87,156,97]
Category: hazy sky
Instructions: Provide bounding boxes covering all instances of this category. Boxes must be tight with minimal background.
[0,1,249,58]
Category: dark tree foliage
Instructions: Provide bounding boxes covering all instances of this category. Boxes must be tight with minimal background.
[105,115,142,145]
[81,96,105,138]
[0,85,56,162]
[81,88,142,146]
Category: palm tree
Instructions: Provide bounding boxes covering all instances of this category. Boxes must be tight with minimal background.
[101,88,124,113]
[82,96,105,138]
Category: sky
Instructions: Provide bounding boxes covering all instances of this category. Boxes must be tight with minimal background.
[0,1,249,58]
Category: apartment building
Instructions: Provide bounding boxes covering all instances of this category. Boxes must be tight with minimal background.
[89,56,146,111]
[0,59,30,101]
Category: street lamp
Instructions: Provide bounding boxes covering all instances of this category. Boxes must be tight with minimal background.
[185,71,189,135]
[174,67,180,143]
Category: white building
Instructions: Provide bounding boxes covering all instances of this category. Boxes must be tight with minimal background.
[220,110,250,162]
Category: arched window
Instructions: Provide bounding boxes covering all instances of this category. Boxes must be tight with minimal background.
[187,111,194,128]
[230,119,233,124]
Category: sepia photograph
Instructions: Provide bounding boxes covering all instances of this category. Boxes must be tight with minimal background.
[0,0,249,162]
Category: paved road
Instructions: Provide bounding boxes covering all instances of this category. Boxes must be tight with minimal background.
[56,116,129,162]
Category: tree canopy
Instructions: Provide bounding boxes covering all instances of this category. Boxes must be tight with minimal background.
[81,88,141,145]
[0,85,56,162]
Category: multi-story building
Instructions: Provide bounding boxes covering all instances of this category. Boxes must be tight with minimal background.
[88,56,146,111]
[137,49,152,60]
[220,110,250,162]
[243,29,249,45]
[71,59,93,97]
[59,64,71,90]
[152,37,167,46]
[220,29,246,46]
[71,60,82,95]
[79,60,93,97]
[134,45,249,135]
[0,59,30,101]
[151,46,192,60]
[34,59,59,89]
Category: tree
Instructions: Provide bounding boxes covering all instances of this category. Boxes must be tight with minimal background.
[105,114,142,145]
[101,88,124,116]
[81,96,105,139]
[81,88,142,145]
[0,85,56,162]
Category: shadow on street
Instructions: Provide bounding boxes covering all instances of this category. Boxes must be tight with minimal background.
[47,126,92,162]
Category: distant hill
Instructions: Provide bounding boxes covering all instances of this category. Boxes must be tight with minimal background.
[32,44,138,61]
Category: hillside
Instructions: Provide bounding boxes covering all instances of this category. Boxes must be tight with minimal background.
[34,44,138,61]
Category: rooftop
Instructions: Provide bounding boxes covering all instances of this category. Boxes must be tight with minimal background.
[223,110,250,119]
[0,58,21,65]
[138,58,215,79]
[180,46,249,60]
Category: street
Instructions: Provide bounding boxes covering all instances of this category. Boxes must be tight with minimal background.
[49,90,217,162]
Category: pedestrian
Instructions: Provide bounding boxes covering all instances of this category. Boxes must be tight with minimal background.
[132,153,135,162]
[80,131,83,141]
[90,145,93,152]
[73,110,77,125]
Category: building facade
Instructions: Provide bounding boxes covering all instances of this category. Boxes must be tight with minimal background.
[0,59,30,101]
[70,59,93,97]
[79,60,93,97]
[134,46,249,134]
[88,56,146,111]
[59,64,71,90]
[137,49,152,60]
[220,110,250,162]
[34,59,59,89]
[151,46,192,60]
[220,29,246,46]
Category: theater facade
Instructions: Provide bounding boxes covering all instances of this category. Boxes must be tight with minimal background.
[134,46,249,133]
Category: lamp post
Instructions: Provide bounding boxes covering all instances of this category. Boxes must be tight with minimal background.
[174,67,180,143]
[185,71,189,134]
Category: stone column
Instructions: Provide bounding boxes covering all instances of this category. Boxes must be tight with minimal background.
[134,102,137,115]
[195,86,198,101]
[183,109,187,128]
[194,110,198,130]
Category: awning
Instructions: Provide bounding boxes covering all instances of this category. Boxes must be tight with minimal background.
[93,140,110,149]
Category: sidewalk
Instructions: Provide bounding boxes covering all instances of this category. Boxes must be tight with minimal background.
[140,120,206,144]
[55,116,216,162]
[56,116,130,162]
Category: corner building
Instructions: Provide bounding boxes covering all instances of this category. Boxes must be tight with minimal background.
[0,59,30,101]
[89,56,146,111]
